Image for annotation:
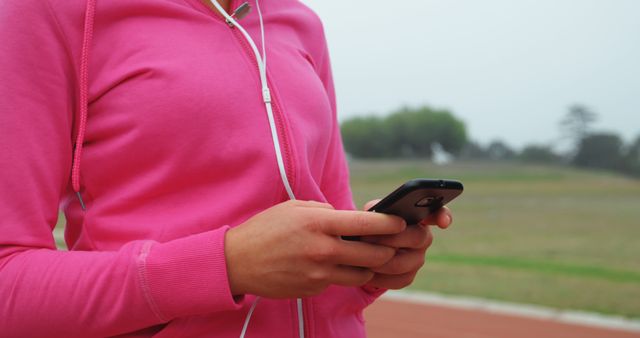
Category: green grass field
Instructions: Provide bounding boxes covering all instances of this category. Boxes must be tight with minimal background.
[349,160,640,318]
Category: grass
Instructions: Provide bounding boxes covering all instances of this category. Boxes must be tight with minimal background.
[426,254,640,284]
[349,160,640,318]
[410,263,640,318]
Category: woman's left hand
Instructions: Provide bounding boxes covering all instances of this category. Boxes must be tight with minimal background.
[359,199,452,290]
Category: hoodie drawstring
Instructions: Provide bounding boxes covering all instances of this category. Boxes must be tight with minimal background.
[72,0,96,210]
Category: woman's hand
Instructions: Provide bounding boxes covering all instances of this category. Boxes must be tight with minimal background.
[360,199,452,290]
[225,200,406,299]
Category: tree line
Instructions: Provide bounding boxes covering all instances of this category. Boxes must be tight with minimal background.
[340,106,467,159]
[340,104,640,178]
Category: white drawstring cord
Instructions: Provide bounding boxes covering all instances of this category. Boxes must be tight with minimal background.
[205,1,303,337]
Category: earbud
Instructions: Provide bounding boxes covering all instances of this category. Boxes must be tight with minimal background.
[226,2,251,27]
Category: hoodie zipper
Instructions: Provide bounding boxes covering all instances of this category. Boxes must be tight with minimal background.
[202,0,296,201]
[198,1,303,336]
[228,25,296,202]
[227,16,305,338]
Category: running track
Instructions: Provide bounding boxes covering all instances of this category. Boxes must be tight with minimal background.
[365,299,640,338]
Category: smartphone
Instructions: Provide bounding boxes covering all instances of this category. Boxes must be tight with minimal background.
[368,179,464,225]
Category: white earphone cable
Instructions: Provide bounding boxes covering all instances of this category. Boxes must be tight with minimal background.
[206,1,303,337]
[209,0,295,201]
[256,0,267,71]
[239,295,261,337]
[296,298,304,338]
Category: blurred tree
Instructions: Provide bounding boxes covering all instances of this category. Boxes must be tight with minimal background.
[559,104,598,151]
[386,106,467,158]
[486,140,516,161]
[341,116,394,158]
[458,140,489,160]
[621,134,640,177]
[572,132,624,171]
[340,105,467,159]
[519,144,562,164]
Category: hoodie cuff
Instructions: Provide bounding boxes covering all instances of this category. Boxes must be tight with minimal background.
[141,226,242,321]
[360,285,387,306]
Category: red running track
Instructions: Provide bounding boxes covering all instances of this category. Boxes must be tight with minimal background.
[364,299,640,338]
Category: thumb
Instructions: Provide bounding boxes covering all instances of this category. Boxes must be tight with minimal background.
[363,199,382,211]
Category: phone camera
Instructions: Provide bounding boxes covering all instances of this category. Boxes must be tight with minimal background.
[416,196,443,207]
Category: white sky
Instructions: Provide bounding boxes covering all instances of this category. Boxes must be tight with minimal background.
[301,0,640,149]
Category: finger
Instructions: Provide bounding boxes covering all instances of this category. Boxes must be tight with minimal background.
[366,271,418,290]
[361,226,433,250]
[363,199,382,211]
[295,200,335,209]
[419,206,452,229]
[320,210,406,236]
[370,249,425,275]
[436,207,453,229]
[331,239,397,268]
[329,265,375,287]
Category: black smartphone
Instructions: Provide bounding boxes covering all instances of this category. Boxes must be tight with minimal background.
[368,179,464,225]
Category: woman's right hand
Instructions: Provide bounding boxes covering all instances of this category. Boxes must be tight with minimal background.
[225,200,406,298]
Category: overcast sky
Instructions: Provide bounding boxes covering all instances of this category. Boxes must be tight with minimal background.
[301,0,640,149]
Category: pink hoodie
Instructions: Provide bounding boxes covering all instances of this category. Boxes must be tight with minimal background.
[0,0,383,336]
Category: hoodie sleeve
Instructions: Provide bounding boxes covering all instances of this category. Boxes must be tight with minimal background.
[0,1,241,336]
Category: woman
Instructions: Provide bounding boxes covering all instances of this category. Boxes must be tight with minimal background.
[0,0,452,336]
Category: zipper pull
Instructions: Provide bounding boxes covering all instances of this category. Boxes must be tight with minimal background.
[226,2,251,28]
